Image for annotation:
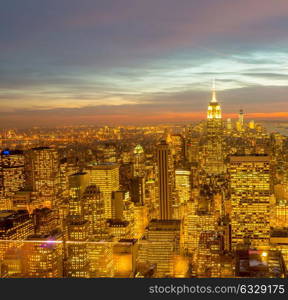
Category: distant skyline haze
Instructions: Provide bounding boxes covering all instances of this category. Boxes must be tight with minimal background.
[1,0,288,127]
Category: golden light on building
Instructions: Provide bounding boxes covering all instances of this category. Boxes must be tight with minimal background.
[229,155,271,249]
[85,163,120,219]
[173,254,189,278]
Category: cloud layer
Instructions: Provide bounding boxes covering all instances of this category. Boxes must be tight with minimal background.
[1,0,288,127]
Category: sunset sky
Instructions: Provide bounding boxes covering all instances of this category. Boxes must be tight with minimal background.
[1,0,288,127]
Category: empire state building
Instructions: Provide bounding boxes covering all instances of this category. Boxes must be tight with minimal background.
[204,81,224,174]
[207,81,221,121]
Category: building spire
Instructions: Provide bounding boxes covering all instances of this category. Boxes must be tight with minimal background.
[211,78,217,103]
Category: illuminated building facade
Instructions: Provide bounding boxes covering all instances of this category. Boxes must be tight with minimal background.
[107,220,131,241]
[196,231,223,277]
[130,176,145,206]
[23,231,63,278]
[29,147,59,208]
[66,219,89,278]
[133,205,148,239]
[132,144,145,177]
[113,239,137,278]
[32,207,59,235]
[85,164,120,219]
[0,150,25,210]
[0,84,287,278]
[0,210,34,264]
[88,240,114,277]
[139,219,181,278]
[175,169,191,204]
[229,155,271,248]
[82,185,106,237]
[204,81,224,174]
[157,140,174,220]
[68,172,89,218]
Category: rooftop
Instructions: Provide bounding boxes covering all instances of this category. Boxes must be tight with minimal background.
[148,219,181,231]
[230,154,270,163]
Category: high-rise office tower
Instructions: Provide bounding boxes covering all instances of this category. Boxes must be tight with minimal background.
[138,219,181,277]
[58,157,79,199]
[170,134,184,165]
[82,185,106,237]
[23,230,63,278]
[196,231,223,277]
[133,205,148,239]
[130,176,145,206]
[68,172,89,219]
[32,207,59,235]
[204,81,224,174]
[0,150,25,210]
[66,173,91,278]
[229,155,271,249]
[0,210,34,265]
[66,219,90,278]
[113,239,138,278]
[239,109,244,128]
[111,190,127,221]
[156,140,174,220]
[185,136,200,164]
[132,144,145,177]
[88,239,114,277]
[85,163,120,219]
[29,147,59,208]
[175,169,191,204]
[183,200,217,255]
[236,108,244,132]
[128,177,147,239]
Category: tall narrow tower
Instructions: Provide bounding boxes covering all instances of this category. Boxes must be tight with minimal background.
[157,140,173,220]
[204,80,224,174]
[207,79,222,135]
[236,109,244,132]
[239,109,244,126]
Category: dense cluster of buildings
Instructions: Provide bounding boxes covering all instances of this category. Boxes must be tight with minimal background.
[0,86,288,278]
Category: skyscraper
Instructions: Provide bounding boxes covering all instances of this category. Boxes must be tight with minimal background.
[239,109,244,127]
[130,176,145,206]
[68,172,90,219]
[82,185,106,238]
[138,219,181,277]
[175,169,191,204]
[29,147,59,208]
[204,80,224,174]
[236,109,244,132]
[23,231,63,278]
[132,144,145,177]
[229,155,271,249]
[156,140,173,220]
[0,150,25,210]
[66,219,89,278]
[85,163,120,219]
[0,210,34,264]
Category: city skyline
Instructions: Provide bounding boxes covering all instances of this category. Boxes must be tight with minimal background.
[0,86,287,278]
[1,0,288,281]
[1,0,288,128]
